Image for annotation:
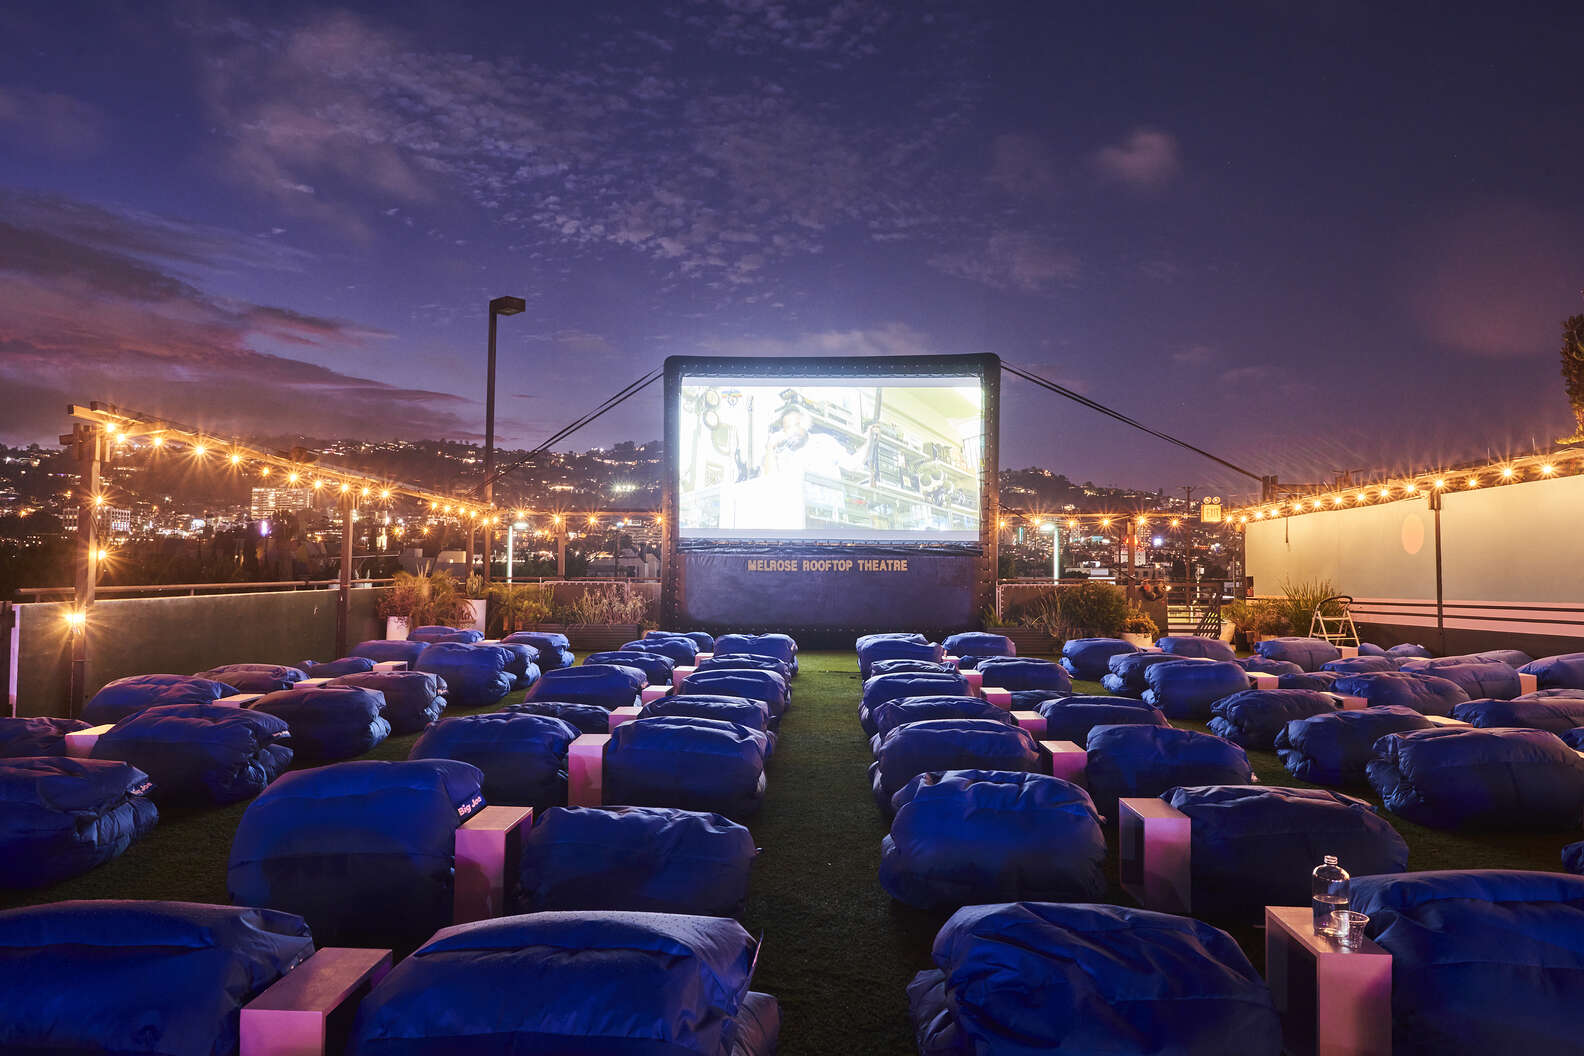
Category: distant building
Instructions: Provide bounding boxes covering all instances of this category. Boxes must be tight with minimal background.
[250,487,312,520]
[61,506,132,535]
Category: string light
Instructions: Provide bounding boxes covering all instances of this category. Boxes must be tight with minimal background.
[1433,478,1446,489]
[192,443,207,457]
[287,471,300,484]
[260,466,271,477]
[150,435,164,448]
[1542,464,1557,475]
[381,490,392,500]
[229,452,242,466]
[1356,491,1367,502]
[1404,483,1417,494]
[1501,466,1515,479]
[1466,477,1479,488]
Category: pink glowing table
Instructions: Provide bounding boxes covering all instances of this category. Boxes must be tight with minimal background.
[1249,672,1281,690]
[1011,711,1046,736]
[453,805,533,923]
[371,660,406,673]
[568,733,610,807]
[1331,694,1368,710]
[671,666,696,689]
[982,687,1012,709]
[639,685,669,705]
[1041,739,1086,784]
[240,946,393,1056]
[214,693,265,708]
[295,677,333,688]
[959,669,984,694]
[607,706,642,732]
[1338,646,1360,659]
[1264,905,1391,1056]
[1519,672,1539,694]
[1117,797,1191,913]
[64,723,114,757]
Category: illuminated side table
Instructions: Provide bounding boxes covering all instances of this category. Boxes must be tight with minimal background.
[1264,905,1391,1056]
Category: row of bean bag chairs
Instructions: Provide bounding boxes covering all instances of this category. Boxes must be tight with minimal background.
[1466,648,1534,667]
[1352,870,1584,1056]
[502,631,575,670]
[407,625,483,644]
[586,649,674,686]
[1275,706,1435,786]
[0,900,315,1053]
[1255,636,1342,671]
[869,657,953,677]
[1367,726,1584,829]
[348,911,777,1056]
[1034,695,1169,743]
[857,633,943,678]
[299,655,377,678]
[1207,688,1338,749]
[228,758,486,948]
[623,635,697,666]
[1522,652,1584,690]
[881,770,1106,910]
[195,664,306,694]
[866,696,1013,752]
[870,719,1042,812]
[716,632,798,675]
[1158,635,1237,661]
[1452,690,1584,732]
[1059,637,1135,680]
[83,673,237,725]
[409,713,580,808]
[352,638,427,666]
[942,631,1014,658]
[493,642,541,691]
[528,663,647,711]
[1141,659,1250,717]
[696,653,795,683]
[605,716,768,819]
[857,631,925,650]
[1101,651,1199,696]
[329,670,447,734]
[505,700,611,734]
[518,805,755,918]
[646,629,716,652]
[0,716,88,757]
[1331,670,1469,715]
[1400,657,1522,700]
[642,694,778,756]
[1164,784,1408,921]
[0,757,159,887]
[909,901,1282,1056]
[251,686,390,761]
[977,656,1073,694]
[1084,724,1254,820]
[91,703,293,804]
[680,668,790,721]
[416,642,516,709]
[859,672,971,735]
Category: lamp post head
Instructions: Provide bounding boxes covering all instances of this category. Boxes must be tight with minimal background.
[490,296,526,315]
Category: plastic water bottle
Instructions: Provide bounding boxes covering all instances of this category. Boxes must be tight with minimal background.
[1312,855,1351,934]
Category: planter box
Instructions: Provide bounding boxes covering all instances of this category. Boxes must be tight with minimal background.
[385,616,409,641]
[464,599,487,635]
[985,626,1060,657]
[523,623,642,654]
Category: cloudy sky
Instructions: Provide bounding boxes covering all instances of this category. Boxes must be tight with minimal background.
[2,0,1581,496]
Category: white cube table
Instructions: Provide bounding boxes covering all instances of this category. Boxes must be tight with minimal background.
[215,693,266,708]
[639,685,670,705]
[1041,739,1086,785]
[960,669,984,694]
[1519,672,1539,694]
[241,947,393,1056]
[607,706,642,732]
[1011,710,1046,736]
[1338,646,1360,659]
[982,687,1012,709]
[453,805,534,923]
[1264,905,1391,1056]
[296,677,333,689]
[568,733,610,807]
[371,660,407,673]
[64,724,115,758]
[671,666,697,690]
[1249,672,1281,690]
[1117,797,1191,914]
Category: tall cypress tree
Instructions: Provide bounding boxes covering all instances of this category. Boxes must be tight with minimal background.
[1563,314,1584,442]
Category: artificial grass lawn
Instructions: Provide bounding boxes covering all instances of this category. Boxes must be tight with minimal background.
[4,652,1577,1055]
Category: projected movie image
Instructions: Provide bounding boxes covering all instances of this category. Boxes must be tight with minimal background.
[678,376,984,541]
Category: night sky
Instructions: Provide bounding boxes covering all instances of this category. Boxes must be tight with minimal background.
[3,1,1581,498]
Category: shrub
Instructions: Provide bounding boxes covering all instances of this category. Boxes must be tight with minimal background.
[1276,579,1343,636]
[564,582,652,626]
[1123,607,1159,639]
[378,571,475,629]
[486,582,554,636]
[1056,581,1130,639]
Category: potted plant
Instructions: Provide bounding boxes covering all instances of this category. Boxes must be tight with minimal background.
[463,574,489,637]
[1121,607,1159,649]
[1054,581,1130,641]
[486,582,554,638]
[522,582,655,652]
[378,571,476,639]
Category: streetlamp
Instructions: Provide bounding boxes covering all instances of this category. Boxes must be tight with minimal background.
[484,295,525,585]
[1039,521,1059,581]
[507,518,528,584]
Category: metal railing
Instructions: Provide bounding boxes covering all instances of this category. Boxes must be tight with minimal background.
[16,578,396,601]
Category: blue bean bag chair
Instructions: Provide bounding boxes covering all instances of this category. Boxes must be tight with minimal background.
[715,632,798,675]
[328,671,447,734]
[1452,692,1584,733]
[1330,671,1469,715]
[502,631,575,670]
[1207,688,1338,749]
[0,716,88,757]
[228,758,485,948]
[858,637,944,679]
[416,642,514,709]
[92,703,293,805]
[491,642,541,691]
[857,631,928,651]
[908,902,1281,1056]
[83,674,239,725]
[866,696,1014,748]
[694,654,795,682]
[1400,658,1522,700]
[528,664,647,711]
[1158,635,1238,661]
[976,656,1074,694]
[350,638,427,666]
[1469,648,1533,668]
[1350,870,1584,1056]
[1387,643,1433,659]
[1278,670,1340,691]
[680,669,790,719]
[503,700,614,734]
[881,770,1106,910]
[870,719,1042,812]
[1567,727,1584,751]
[1255,636,1342,671]
[1242,656,1305,677]
[1566,842,1584,874]
[1034,696,1170,742]
[410,713,579,808]
[859,672,972,735]
[1163,784,1408,921]
[1321,655,1401,675]
[646,629,716,653]
[641,695,776,756]
[1357,642,1389,657]
[1060,638,1135,680]
[250,686,391,762]
[1368,727,1584,829]
[194,664,306,694]
[1141,659,1250,718]
[346,911,777,1056]
[1274,705,1435,787]
[622,636,698,666]
[1009,688,1074,710]
[1084,725,1253,820]
[943,632,1015,658]
[870,658,956,677]
[586,650,674,686]
[518,805,756,917]
[0,900,314,1055]
[604,716,768,819]
[0,758,158,887]
[300,656,377,678]
[408,625,483,644]
[1102,653,1201,697]
[1522,653,1584,691]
